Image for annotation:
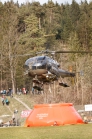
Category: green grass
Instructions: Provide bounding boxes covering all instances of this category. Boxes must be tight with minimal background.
[0,124,92,139]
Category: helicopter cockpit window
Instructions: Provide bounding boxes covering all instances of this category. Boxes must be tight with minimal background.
[25,57,36,69]
[25,58,33,65]
[37,56,45,61]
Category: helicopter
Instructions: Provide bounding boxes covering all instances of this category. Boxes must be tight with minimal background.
[24,50,77,91]
[23,49,92,92]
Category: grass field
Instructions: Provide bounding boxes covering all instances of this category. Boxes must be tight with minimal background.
[0,124,92,139]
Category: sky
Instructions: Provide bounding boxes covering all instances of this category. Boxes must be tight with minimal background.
[0,0,91,5]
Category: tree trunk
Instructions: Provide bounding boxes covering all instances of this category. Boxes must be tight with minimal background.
[9,42,16,94]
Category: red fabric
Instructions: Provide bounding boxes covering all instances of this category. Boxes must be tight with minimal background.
[25,103,84,127]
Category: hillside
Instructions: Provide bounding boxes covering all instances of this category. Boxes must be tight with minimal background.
[0,93,43,126]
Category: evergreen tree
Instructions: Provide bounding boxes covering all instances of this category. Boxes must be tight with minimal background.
[78,1,91,50]
[19,13,46,52]
[70,0,80,31]
[60,4,72,42]
[68,31,81,61]
[42,1,61,49]
[86,1,92,50]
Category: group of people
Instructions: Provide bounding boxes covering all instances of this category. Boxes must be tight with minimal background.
[17,88,28,95]
[0,114,16,127]
[0,88,13,97]
[1,95,10,105]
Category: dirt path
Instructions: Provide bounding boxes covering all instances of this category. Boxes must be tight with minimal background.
[5,105,13,114]
[13,97,31,110]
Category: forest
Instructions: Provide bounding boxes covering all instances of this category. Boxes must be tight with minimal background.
[0,0,92,105]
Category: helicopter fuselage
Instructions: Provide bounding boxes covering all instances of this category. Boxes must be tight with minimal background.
[24,55,75,83]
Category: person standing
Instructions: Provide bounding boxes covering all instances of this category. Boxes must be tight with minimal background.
[1,95,5,105]
[5,97,9,105]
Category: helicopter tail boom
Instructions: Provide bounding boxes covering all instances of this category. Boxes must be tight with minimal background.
[58,69,75,78]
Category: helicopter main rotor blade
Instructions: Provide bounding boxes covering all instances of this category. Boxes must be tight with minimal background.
[55,51,92,53]
[10,50,92,58]
[11,53,35,57]
[36,49,92,54]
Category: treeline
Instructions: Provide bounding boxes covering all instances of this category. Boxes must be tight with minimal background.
[0,0,92,104]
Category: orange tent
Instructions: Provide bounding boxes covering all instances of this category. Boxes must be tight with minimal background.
[25,103,84,127]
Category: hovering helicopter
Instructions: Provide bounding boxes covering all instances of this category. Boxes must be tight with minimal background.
[24,50,77,91]
[24,49,92,91]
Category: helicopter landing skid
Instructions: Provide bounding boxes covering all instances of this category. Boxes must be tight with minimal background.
[33,86,43,91]
[59,82,69,87]
[32,78,43,92]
